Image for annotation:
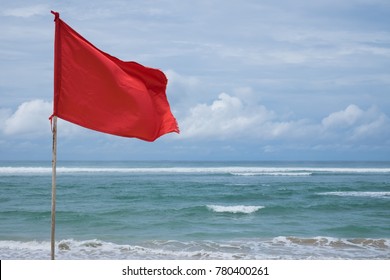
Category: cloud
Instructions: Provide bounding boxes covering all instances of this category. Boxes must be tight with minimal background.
[322,104,364,128]
[179,92,307,140]
[2,100,52,137]
[321,105,390,142]
[178,92,390,145]
[3,96,387,152]
[1,99,95,139]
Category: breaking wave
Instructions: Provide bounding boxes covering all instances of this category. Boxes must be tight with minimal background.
[206,205,265,214]
[1,237,389,260]
[230,172,312,176]
[318,192,390,199]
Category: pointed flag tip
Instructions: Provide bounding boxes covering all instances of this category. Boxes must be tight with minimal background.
[51,11,59,20]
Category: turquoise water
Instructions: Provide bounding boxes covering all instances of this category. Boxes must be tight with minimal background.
[0,161,389,259]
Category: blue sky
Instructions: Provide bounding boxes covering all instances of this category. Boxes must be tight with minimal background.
[1,0,390,161]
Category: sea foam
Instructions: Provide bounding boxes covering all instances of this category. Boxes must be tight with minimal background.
[1,237,389,260]
[318,192,390,198]
[207,205,264,214]
[230,172,312,176]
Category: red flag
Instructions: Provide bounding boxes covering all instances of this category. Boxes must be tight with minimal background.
[50,11,179,141]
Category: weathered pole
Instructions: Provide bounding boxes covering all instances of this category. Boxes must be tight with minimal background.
[51,116,57,260]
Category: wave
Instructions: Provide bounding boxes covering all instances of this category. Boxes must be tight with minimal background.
[318,192,390,199]
[272,236,390,250]
[207,205,264,214]
[1,166,390,175]
[230,172,312,176]
[1,237,389,260]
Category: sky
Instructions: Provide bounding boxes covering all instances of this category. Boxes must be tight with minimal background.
[1,0,390,161]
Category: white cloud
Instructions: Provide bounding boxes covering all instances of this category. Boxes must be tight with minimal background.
[1,100,94,139]
[3,100,52,137]
[2,95,388,158]
[352,114,389,140]
[322,104,364,129]
[179,93,390,145]
[179,92,305,140]
[321,104,390,142]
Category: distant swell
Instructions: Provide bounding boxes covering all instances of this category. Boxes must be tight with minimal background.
[207,205,264,214]
[1,166,390,175]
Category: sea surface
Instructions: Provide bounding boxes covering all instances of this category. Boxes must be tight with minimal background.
[0,161,389,259]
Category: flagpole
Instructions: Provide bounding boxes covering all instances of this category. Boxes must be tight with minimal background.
[51,116,58,260]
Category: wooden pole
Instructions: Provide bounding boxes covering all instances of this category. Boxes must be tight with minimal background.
[51,116,58,260]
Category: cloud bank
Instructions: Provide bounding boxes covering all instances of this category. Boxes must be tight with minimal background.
[2,96,389,149]
[179,92,390,145]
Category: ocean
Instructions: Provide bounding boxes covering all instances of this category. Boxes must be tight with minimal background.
[0,161,389,260]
